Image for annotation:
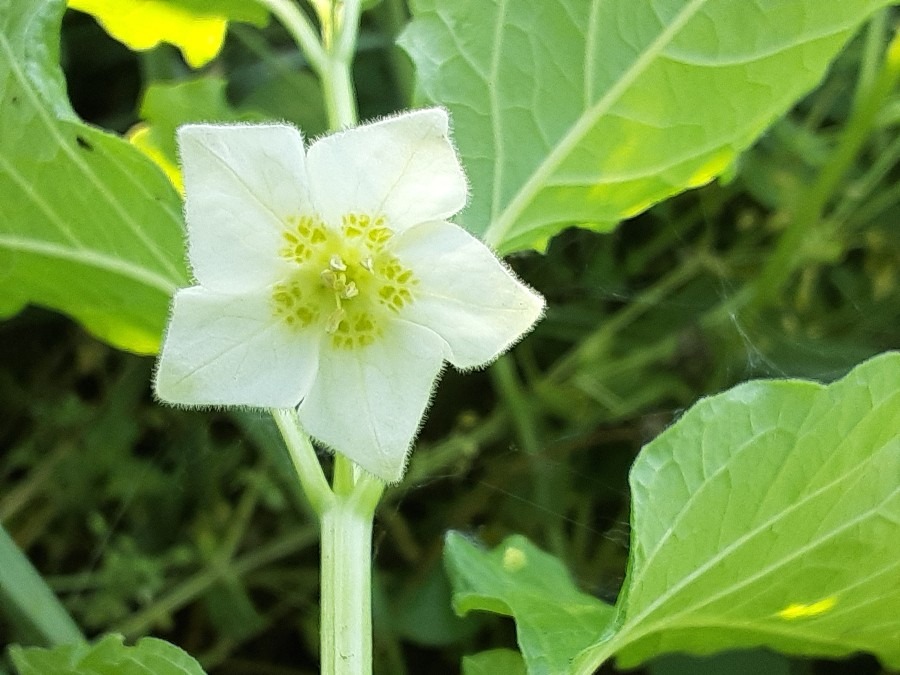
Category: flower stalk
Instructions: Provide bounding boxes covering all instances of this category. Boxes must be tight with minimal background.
[256,0,360,129]
[321,0,362,128]
[273,410,385,675]
[272,408,333,516]
[320,455,383,675]
[320,501,373,674]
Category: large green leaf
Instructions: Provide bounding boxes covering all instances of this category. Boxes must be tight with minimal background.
[10,634,206,675]
[0,0,188,354]
[444,532,616,675]
[400,0,893,253]
[574,351,900,672]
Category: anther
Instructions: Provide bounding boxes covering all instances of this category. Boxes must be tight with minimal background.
[329,255,346,271]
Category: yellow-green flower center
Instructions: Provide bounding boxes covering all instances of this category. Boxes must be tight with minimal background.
[271,213,418,349]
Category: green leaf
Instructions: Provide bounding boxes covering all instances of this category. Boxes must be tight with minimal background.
[462,649,527,675]
[139,76,253,159]
[400,0,892,253]
[10,634,207,675]
[129,76,256,193]
[0,524,84,647]
[66,0,268,68]
[444,532,616,675]
[0,0,188,354]
[574,351,900,672]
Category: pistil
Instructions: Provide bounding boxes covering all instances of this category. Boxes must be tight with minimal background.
[321,254,363,334]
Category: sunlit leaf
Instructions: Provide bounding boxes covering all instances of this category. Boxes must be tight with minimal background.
[0,0,188,354]
[66,0,268,68]
[401,0,893,253]
[10,634,206,675]
[444,532,616,675]
[128,126,184,194]
[574,351,900,672]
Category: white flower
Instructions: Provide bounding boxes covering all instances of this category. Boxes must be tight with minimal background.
[154,109,544,482]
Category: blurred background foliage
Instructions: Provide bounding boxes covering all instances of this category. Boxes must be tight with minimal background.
[1,2,898,674]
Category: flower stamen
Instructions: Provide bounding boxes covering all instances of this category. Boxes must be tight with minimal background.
[273,212,419,347]
[329,254,346,271]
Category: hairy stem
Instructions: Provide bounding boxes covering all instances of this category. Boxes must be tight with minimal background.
[320,455,384,674]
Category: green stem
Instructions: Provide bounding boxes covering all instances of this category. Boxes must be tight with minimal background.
[322,55,359,129]
[260,0,361,129]
[273,408,334,516]
[273,420,384,675]
[320,500,374,674]
[254,0,328,73]
[321,455,384,675]
[334,0,363,63]
[322,0,362,128]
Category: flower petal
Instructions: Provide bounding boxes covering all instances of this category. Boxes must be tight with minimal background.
[179,124,312,292]
[155,286,320,407]
[394,221,545,369]
[298,320,447,483]
[306,109,467,232]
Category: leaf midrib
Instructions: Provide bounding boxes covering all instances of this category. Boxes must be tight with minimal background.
[625,438,895,637]
[0,29,184,282]
[481,0,709,248]
[0,234,179,293]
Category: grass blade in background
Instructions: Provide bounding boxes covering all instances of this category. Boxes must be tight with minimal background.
[0,524,83,647]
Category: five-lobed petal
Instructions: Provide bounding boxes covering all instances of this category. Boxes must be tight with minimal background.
[155,109,544,483]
